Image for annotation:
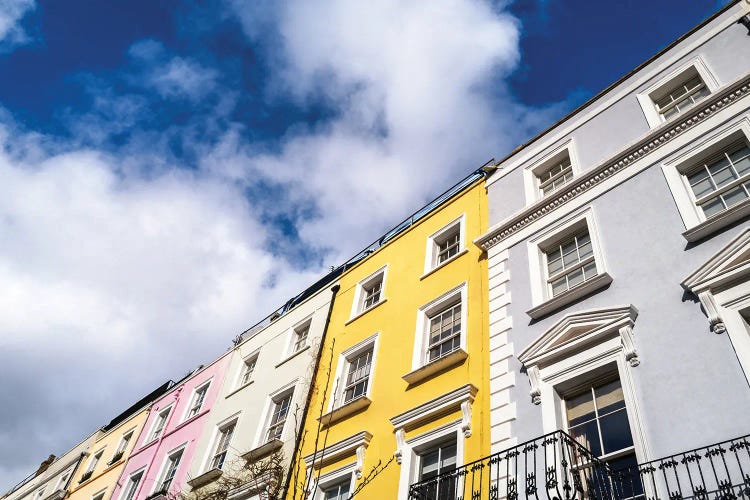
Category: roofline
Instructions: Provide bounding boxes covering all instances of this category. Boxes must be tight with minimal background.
[493,0,741,169]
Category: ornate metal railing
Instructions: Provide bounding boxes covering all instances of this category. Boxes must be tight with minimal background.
[610,433,750,500]
[408,431,750,500]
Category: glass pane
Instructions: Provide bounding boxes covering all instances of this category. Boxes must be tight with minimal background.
[733,153,750,177]
[566,390,595,426]
[710,164,737,188]
[551,276,568,296]
[663,107,679,119]
[701,196,725,217]
[569,420,602,456]
[567,267,584,288]
[599,409,634,454]
[548,256,563,275]
[582,261,598,280]
[578,240,593,260]
[723,185,749,208]
[595,380,626,415]
[421,449,440,479]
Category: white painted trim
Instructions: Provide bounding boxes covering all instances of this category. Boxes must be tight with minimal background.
[423,214,466,274]
[397,420,464,500]
[149,442,188,496]
[349,265,389,321]
[308,462,357,500]
[180,379,212,423]
[282,315,314,359]
[637,56,720,128]
[389,384,477,437]
[483,5,743,190]
[327,333,380,413]
[522,138,581,204]
[302,431,372,471]
[232,349,261,392]
[117,466,146,500]
[252,379,298,449]
[198,412,241,474]
[411,282,468,370]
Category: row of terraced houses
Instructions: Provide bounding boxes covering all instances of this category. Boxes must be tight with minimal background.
[5,2,750,500]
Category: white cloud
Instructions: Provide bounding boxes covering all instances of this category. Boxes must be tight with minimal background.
[0,0,35,50]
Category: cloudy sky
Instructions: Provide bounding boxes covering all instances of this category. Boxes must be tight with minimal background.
[0,0,726,489]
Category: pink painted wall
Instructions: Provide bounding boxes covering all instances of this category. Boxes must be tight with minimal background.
[110,352,231,500]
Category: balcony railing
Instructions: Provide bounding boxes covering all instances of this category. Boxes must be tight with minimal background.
[408,431,750,500]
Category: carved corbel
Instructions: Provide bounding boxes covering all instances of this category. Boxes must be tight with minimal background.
[528,366,541,405]
[355,445,366,479]
[394,428,406,465]
[619,325,640,367]
[460,401,472,438]
[698,291,727,334]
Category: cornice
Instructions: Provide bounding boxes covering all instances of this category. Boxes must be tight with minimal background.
[476,74,750,251]
[389,384,477,431]
[302,431,372,469]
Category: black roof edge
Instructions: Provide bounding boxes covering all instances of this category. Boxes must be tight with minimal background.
[100,380,175,432]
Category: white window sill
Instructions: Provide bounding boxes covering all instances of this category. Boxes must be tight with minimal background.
[683,199,750,242]
[420,249,469,280]
[242,438,283,461]
[187,468,223,489]
[225,380,254,399]
[402,348,468,386]
[318,397,372,427]
[345,298,388,325]
[527,272,613,319]
[275,345,311,368]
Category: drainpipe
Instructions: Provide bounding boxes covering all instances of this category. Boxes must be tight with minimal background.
[283,284,340,498]
[62,453,87,495]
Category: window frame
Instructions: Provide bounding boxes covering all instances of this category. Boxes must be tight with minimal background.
[309,463,357,500]
[423,215,466,275]
[91,489,107,500]
[119,468,145,500]
[289,318,312,355]
[146,405,172,443]
[328,334,380,412]
[183,380,211,422]
[526,208,611,319]
[349,266,388,321]
[522,140,581,204]
[109,429,134,464]
[208,419,237,471]
[637,57,719,129]
[662,119,750,241]
[261,386,295,445]
[237,351,260,388]
[154,445,186,495]
[411,283,468,372]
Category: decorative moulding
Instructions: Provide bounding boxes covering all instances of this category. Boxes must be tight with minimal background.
[302,431,372,471]
[401,349,468,385]
[526,272,613,319]
[519,305,639,368]
[242,439,283,462]
[420,249,469,280]
[318,397,372,427]
[274,345,311,369]
[475,74,750,251]
[187,468,223,489]
[682,199,750,242]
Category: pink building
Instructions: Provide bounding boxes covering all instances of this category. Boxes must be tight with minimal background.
[110,352,231,500]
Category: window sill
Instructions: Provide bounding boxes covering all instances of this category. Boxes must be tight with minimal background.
[187,468,223,489]
[242,438,283,461]
[275,345,311,368]
[527,272,613,320]
[172,408,210,433]
[345,298,388,325]
[420,249,469,280]
[318,397,372,427]
[225,380,254,399]
[683,199,750,242]
[402,349,468,386]
[43,490,66,500]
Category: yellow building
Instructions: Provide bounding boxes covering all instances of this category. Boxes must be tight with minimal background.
[67,382,173,500]
[290,172,490,500]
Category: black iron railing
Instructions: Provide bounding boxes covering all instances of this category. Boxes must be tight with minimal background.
[408,431,750,500]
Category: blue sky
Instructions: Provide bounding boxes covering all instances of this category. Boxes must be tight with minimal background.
[0,0,728,489]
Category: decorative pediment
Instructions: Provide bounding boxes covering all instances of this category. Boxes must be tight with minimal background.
[518,305,639,369]
[682,228,750,294]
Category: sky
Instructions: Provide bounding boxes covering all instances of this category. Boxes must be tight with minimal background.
[0,0,729,489]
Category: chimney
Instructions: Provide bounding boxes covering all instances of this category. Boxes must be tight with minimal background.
[34,455,55,477]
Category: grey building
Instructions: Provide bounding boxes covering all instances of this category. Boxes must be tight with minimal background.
[410,1,750,499]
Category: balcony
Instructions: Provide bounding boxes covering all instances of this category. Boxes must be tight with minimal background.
[408,431,750,500]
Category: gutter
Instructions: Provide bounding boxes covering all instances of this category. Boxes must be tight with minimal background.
[283,283,341,497]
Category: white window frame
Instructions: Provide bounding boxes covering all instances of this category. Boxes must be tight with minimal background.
[411,283,468,371]
[153,444,187,495]
[637,57,719,129]
[309,463,357,500]
[423,215,466,276]
[207,417,238,471]
[237,351,260,389]
[396,420,465,500]
[288,317,312,355]
[91,488,107,500]
[110,429,134,463]
[182,380,211,422]
[118,467,145,500]
[526,207,611,319]
[349,265,388,321]
[146,405,172,443]
[55,469,73,491]
[522,140,580,203]
[84,448,105,475]
[253,380,298,447]
[662,118,750,241]
[328,334,380,412]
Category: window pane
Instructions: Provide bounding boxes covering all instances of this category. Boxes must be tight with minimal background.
[566,390,595,426]
[569,420,602,457]
[700,196,725,217]
[599,409,634,454]
[582,261,598,280]
[723,185,748,208]
[594,380,626,415]
[709,163,737,188]
[551,276,568,296]
[567,267,584,288]
[689,170,715,198]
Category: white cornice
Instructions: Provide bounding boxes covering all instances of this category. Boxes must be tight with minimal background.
[682,227,750,293]
[476,74,750,251]
[302,431,372,470]
[389,384,477,432]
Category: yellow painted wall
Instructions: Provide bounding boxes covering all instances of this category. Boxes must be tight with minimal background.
[67,408,149,500]
[289,179,489,499]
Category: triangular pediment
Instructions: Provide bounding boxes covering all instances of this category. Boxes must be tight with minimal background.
[518,305,638,367]
[682,227,750,293]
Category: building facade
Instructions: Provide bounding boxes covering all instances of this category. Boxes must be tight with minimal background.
[109,356,230,500]
[183,274,340,499]
[408,1,750,499]
[289,174,490,500]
